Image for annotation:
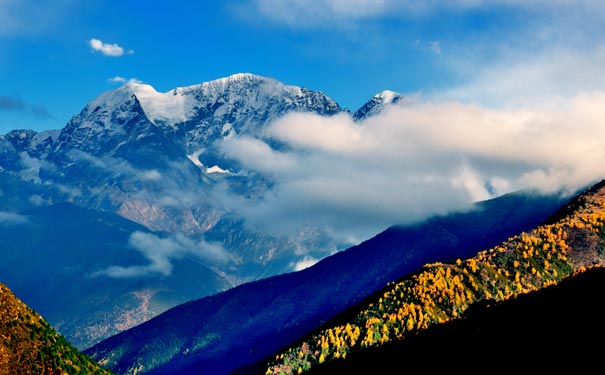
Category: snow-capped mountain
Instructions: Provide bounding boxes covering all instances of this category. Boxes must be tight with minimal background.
[0,73,403,349]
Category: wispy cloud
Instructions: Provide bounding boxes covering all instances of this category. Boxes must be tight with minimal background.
[238,0,605,28]
[108,76,127,83]
[93,231,232,278]
[238,0,390,28]
[291,256,320,271]
[0,94,55,120]
[0,211,28,225]
[438,47,605,108]
[108,76,142,85]
[88,38,133,57]
[31,104,55,120]
[0,95,25,110]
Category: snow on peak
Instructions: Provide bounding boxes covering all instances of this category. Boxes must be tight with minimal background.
[85,73,340,130]
[176,73,292,97]
[88,81,197,126]
[375,90,402,104]
[88,83,143,110]
[132,84,197,126]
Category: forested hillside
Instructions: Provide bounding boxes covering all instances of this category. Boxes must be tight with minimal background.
[0,282,113,375]
[303,265,605,373]
[266,180,605,374]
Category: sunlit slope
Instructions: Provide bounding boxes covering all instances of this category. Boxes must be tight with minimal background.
[267,180,605,374]
[0,282,114,375]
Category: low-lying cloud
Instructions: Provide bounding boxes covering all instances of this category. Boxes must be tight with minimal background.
[94,231,232,278]
[216,92,605,244]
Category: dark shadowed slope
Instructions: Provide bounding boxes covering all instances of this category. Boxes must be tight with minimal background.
[86,188,570,375]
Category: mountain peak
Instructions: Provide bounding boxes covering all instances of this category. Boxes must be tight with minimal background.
[375,89,403,104]
[353,89,406,121]
[177,72,296,98]
[204,72,270,87]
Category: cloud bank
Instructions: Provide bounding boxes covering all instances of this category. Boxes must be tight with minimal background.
[215,93,605,244]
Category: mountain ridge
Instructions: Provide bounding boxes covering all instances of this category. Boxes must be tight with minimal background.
[84,187,569,375]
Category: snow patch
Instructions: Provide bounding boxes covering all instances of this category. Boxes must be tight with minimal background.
[376,90,400,104]
[187,151,205,169]
[207,165,229,174]
[133,84,197,126]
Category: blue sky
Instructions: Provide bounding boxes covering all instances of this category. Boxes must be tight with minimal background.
[1,1,605,134]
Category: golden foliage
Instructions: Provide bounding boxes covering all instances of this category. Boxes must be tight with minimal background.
[266,183,605,374]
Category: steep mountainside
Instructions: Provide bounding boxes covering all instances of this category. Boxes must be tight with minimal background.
[84,188,569,375]
[0,282,113,375]
[304,265,605,374]
[0,73,363,349]
[266,179,605,374]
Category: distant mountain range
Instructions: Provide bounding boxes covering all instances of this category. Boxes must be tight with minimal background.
[1,73,404,349]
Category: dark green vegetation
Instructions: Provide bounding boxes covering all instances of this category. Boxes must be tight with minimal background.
[266,180,605,374]
[0,282,114,375]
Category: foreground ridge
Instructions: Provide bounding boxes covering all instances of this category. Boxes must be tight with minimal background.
[267,180,605,374]
[0,282,114,375]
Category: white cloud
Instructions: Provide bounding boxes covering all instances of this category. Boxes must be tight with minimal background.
[108,76,142,85]
[220,136,297,173]
[247,0,389,27]
[141,169,162,181]
[108,76,126,83]
[439,47,605,108]
[88,38,133,57]
[216,92,605,244]
[291,256,320,271]
[94,231,232,278]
